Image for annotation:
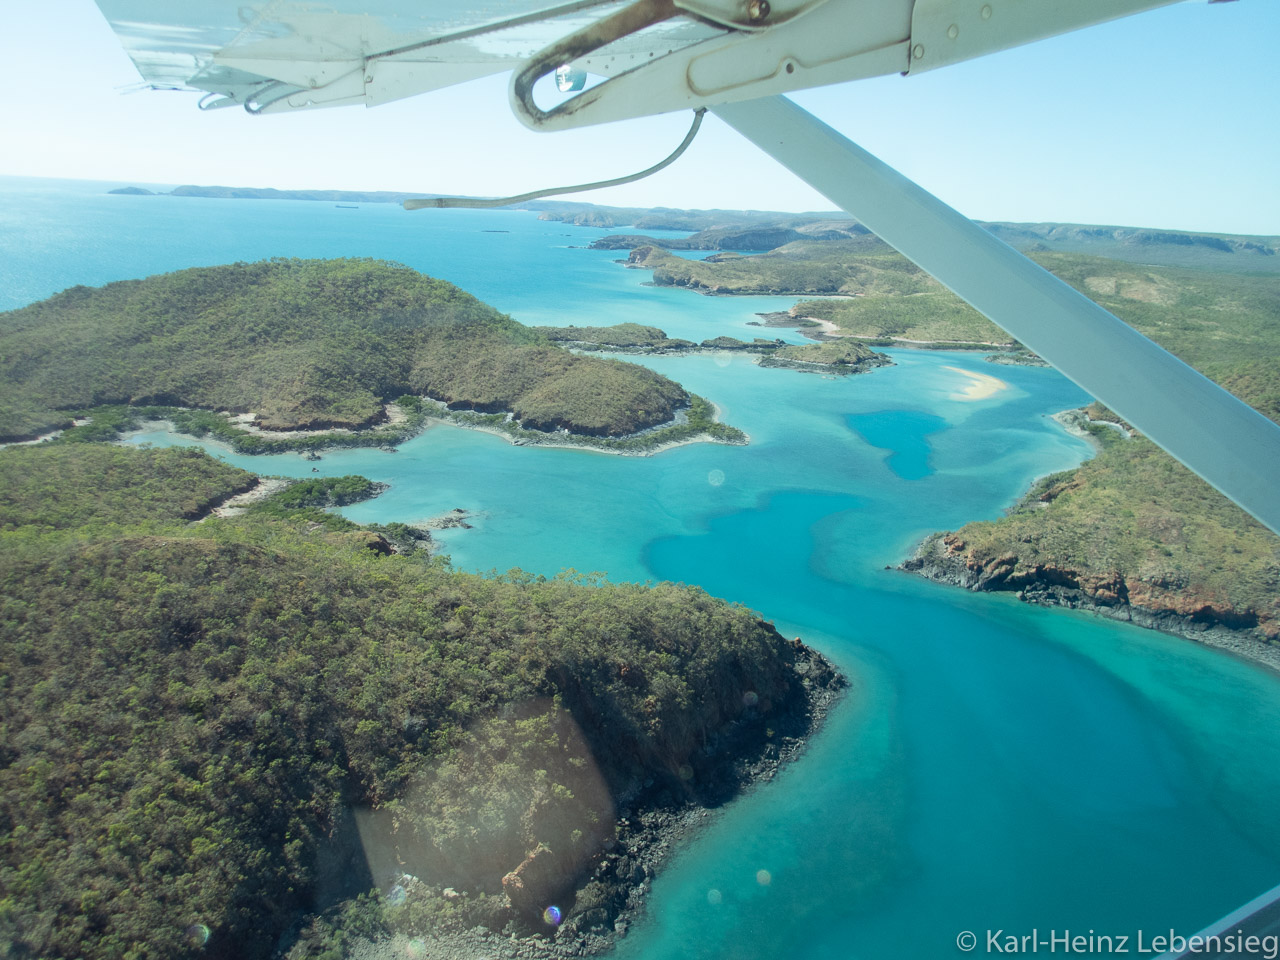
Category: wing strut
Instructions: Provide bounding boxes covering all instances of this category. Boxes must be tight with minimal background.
[713,95,1280,536]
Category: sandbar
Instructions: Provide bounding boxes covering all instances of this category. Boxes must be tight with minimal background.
[943,365,1009,400]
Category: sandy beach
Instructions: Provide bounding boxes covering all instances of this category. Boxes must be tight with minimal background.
[943,365,1010,400]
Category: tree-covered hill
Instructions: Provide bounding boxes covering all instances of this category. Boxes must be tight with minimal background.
[624,239,921,297]
[535,323,694,352]
[0,444,840,959]
[906,423,1280,648]
[894,256,1280,652]
[0,444,254,531]
[0,258,689,441]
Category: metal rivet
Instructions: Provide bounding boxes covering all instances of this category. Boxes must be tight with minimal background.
[748,0,770,22]
[912,43,925,59]
[981,4,992,18]
[947,23,959,38]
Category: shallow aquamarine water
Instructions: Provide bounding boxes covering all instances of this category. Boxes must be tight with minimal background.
[6,177,1280,956]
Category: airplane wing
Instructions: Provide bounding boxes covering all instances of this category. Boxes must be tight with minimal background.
[93,0,725,114]
[96,0,1178,123]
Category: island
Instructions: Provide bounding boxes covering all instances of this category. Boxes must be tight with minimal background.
[535,323,891,374]
[0,440,845,960]
[0,258,745,454]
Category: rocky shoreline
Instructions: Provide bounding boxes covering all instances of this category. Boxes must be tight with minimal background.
[757,351,893,376]
[344,642,848,960]
[901,533,1280,673]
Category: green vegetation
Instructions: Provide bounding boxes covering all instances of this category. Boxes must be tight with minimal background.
[628,239,935,297]
[900,256,1280,642]
[929,431,1280,638]
[163,404,424,455]
[792,293,1011,346]
[536,323,694,352]
[431,392,746,451]
[982,222,1280,274]
[0,444,253,532]
[697,336,778,351]
[1027,252,1280,422]
[0,258,698,442]
[761,339,890,372]
[0,443,818,959]
[246,475,389,532]
[46,403,427,456]
[263,475,384,509]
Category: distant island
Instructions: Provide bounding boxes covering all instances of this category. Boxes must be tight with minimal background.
[0,258,745,454]
[535,322,892,374]
[108,185,1280,271]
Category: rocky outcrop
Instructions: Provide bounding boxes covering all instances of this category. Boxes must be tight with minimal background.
[358,639,846,959]
[902,533,1280,666]
[502,845,574,924]
[699,336,783,351]
[758,341,894,375]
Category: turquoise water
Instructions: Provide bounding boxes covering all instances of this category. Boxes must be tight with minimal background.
[5,177,1280,956]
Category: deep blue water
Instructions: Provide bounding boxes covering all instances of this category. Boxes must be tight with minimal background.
[4,176,1280,958]
[848,409,949,480]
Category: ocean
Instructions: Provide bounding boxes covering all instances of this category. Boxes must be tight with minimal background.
[4,176,1279,958]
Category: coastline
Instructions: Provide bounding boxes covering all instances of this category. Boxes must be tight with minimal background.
[902,533,1280,675]
[358,395,749,459]
[433,410,749,459]
[203,476,292,519]
[347,641,848,960]
[111,399,747,460]
[900,406,1280,674]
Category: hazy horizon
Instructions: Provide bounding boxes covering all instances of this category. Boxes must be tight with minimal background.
[8,173,1278,242]
[2,1,1278,235]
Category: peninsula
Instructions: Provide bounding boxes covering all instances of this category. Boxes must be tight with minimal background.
[893,258,1280,665]
[0,440,844,960]
[0,258,744,453]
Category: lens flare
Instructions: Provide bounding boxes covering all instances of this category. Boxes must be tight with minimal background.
[184,924,211,947]
[543,905,563,926]
[406,937,427,957]
[756,869,772,886]
[743,691,759,708]
[707,888,723,905]
[707,469,726,487]
[387,884,407,906]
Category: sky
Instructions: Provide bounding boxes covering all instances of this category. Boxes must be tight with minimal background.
[2,0,1277,234]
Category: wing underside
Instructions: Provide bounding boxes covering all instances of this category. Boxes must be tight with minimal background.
[95,0,1177,123]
